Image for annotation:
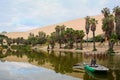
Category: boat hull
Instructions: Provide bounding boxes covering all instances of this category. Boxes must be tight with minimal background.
[84,64,109,73]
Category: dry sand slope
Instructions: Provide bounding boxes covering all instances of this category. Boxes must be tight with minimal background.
[5,15,104,39]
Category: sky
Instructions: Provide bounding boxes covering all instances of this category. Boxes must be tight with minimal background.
[0,0,119,32]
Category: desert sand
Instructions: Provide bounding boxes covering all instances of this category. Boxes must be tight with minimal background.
[5,15,104,39]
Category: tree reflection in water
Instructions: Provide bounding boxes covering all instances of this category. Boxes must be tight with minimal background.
[0,47,120,80]
[48,51,83,74]
[0,48,82,74]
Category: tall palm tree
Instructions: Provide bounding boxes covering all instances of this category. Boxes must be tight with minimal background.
[38,31,46,45]
[79,30,85,50]
[102,8,115,53]
[74,30,79,49]
[85,16,90,46]
[102,14,115,43]
[55,25,61,48]
[90,18,98,51]
[101,7,110,41]
[60,25,66,48]
[113,6,120,40]
[38,31,46,38]
[28,33,35,46]
[103,14,114,37]
[101,7,110,17]
[46,35,50,49]
[55,25,66,48]
[74,30,85,50]
[63,28,74,49]
[49,32,56,49]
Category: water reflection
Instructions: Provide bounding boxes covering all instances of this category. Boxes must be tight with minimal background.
[48,51,83,74]
[84,71,108,80]
[0,48,120,80]
[0,60,80,80]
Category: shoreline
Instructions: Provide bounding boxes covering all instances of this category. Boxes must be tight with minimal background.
[32,44,120,54]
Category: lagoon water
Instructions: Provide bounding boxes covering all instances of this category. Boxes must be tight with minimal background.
[0,61,80,80]
[0,49,120,80]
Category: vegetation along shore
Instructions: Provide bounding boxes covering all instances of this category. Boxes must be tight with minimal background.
[0,6,120,55]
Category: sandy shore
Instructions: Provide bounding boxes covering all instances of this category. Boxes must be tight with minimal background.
[32,42,120,54]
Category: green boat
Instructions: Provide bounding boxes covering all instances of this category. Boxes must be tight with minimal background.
[84,64,109,73]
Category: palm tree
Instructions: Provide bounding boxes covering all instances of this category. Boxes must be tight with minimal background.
[63,28,74,49]
[113,6,120,40]
[85,16,90,46]
[102,8,116,53]
[101,7,111,41]
[46,35,50,49]
[28,33,36,46]
[49,32,56,49]
[74,30,85,50]
[79,30,85,50]
[74,30,80,49]
[90,18,98,51]
[102,14,115,43]
[55,25,66,48]
[101,8,115,40]
[59,25,66,48]
[38,31,47,45]
[101,7,110,17]
[38,31,46,38]
[109,33,118,53]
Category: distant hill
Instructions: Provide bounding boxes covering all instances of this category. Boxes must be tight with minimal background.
[5,15,104,39]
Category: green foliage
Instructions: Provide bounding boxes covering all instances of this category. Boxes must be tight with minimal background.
[101,7,110,17]
[37,31,47,45]
[27,32,47,46]
[110,33,118,43]
[2,45,8,48]
[90,18,98,31]
[11,45,31,51]
[95,35,105,42]
[101,7,116,53]
[113,6,120,40]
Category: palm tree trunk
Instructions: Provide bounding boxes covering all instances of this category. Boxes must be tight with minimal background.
[76,42,78,49]
[86,34,88,46]
[80,40,83,50]
[108,41,115,53]
[59,42,62,49]
[47,44,50,49]
[93,31,97,51]
[59,31,62,49]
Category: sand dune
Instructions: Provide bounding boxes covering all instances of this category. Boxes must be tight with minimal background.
[5,15,104,39]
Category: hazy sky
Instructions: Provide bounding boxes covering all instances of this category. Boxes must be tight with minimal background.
[0,0,119,32]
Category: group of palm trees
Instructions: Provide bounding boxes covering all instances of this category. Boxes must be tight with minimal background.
[47,25,85,49]
[24,6,120,53]
[85,16,98,51]
[85,6,120,52]
[102,6,120,52]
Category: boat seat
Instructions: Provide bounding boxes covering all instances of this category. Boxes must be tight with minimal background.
[89,64,98,67]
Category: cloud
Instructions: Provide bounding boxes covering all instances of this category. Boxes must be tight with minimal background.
[14,25,37,32]
[0,0,119,32]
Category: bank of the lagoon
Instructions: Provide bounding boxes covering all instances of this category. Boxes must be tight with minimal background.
[32,42,120,54]
[1,47,120,80]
